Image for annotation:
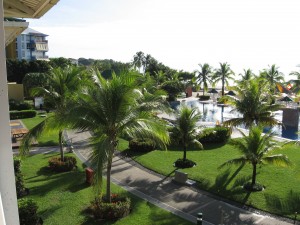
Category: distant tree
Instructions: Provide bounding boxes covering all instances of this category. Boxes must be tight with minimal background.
[212,62,235,96]
[219,126,290,190]
[195,63,213,96]
[132,51,145,74]
[238,69,255,84]
[78,58,94,66]
[93,59,130,79]
[223,78,281,128]
[260,64,284,94]
[22,73,49,97]
[49,57,73,68]
[161,80,184,101]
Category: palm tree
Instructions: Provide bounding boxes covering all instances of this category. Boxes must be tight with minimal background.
[260,64,284,94]
[20,66,87,161]
[132,51,145,74]
[223,78,281,128]
[219,126,290,189]
[289,66,300,93]
[195,63,213,96]
[213,62,235,96]
[238,69,255,85]
[172,106,203,163]
[69,71,170,202]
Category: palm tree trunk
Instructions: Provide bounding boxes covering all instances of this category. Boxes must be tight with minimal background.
[106,159,112,203]
[251,163,257,186]
[183,146,187,161]
[222,77,225,96]
[59,130,64,161]
[202,85,205,96]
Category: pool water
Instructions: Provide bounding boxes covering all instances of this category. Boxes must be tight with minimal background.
[184,100,300,140]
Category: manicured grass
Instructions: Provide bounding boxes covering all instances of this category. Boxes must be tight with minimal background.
[120,141,300,219]
[21,152,193,225]
[22,115,59,146]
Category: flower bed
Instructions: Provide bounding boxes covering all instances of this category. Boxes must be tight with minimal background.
[90,194,131,220]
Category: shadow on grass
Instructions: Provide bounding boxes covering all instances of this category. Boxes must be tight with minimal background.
[265,190,300,216]
[202,142,228,150]
[38,140,58,147]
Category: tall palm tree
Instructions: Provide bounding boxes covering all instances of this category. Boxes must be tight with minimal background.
[172,106,203,162]
[219,126,290,189]
[69,71,170,202]
[20,66,87,161]
[132,51,145,74]
[212,62,235,96]
[195,63,213,96]
[260,64,284,94]
[223,78,280,128]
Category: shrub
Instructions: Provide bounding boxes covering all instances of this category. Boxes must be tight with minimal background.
[14,157,28,198]
[199,95,210,101]
[48,156,77,172]
[10,110,37,119]
[9,99,33,111]
[90,195,131,220]
[129,138,156,152]
[243,182,264,192]
[217,96,230,104]
[18,198,39,225]
[174,158,196,168]
[198,127,230,144]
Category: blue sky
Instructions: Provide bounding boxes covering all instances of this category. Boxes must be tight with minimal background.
[28,0,300,78]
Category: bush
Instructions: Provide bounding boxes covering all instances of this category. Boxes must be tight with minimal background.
[90,195,131,220]
[10,110,37,119]
[174,158,196,168]
[198,127,230,143]
[48,156,77,172]
[14,157,28,198]
[9,99,33,111]
[18,198,39,225]
[243,182,265,192]
[129,138,156,152]
[199,95,210,101]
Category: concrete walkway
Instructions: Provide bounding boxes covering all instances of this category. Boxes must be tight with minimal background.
[66,130,293,225]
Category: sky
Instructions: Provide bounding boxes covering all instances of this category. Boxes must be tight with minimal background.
[27,0,300,79]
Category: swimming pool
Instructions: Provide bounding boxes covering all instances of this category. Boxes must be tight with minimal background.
[184,100,300,140]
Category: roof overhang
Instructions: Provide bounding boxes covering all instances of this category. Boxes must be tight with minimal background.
[4,21,29,46]
[4,0,59,19]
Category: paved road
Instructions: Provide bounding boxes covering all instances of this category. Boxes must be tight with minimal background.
[66,130,293,225]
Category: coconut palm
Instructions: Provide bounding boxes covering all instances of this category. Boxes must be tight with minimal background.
[20,66,87,161]
[195,63,213,96]
[238,69,255,85]
[219,126,291,189]
[212,62,235,96]
[132,51,145,74]
[223,78,281,128]
[172,106,203,165]
[260,64,284,94]
[69,70,169,202]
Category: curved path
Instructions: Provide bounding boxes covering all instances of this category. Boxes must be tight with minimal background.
[66,130,293,225]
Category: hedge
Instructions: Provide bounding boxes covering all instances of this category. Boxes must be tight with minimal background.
[129,138,156,152]
[10,110,37,119]
[198,126,231,143]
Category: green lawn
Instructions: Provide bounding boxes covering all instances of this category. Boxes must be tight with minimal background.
[22,115,59,146]
[119,140,300,219]
[21,152,193,225]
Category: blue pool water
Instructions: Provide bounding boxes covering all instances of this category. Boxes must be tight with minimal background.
[184,100,300,140]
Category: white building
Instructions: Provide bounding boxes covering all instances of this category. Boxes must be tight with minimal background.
[16,27,49,61]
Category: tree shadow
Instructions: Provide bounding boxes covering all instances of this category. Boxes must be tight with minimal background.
[202,142,228,150]
[265,190,300,216]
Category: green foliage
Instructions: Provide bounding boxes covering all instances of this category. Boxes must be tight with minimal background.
[212,62,235,96]
[198,127,230,143]
[199,95,210,101]
[161,80,184,101]
[10,110,37,119]
[49,57,73,68]
[14,157,28,198]
[48,156,77,172]
[129,138,156,152]
[174,158,196,168]
[91,196,131,220]
[18,198,39,225]
[22,72,49,97]
[9,99,33,111]
[6,59,50,84]
[217,96,230,104]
